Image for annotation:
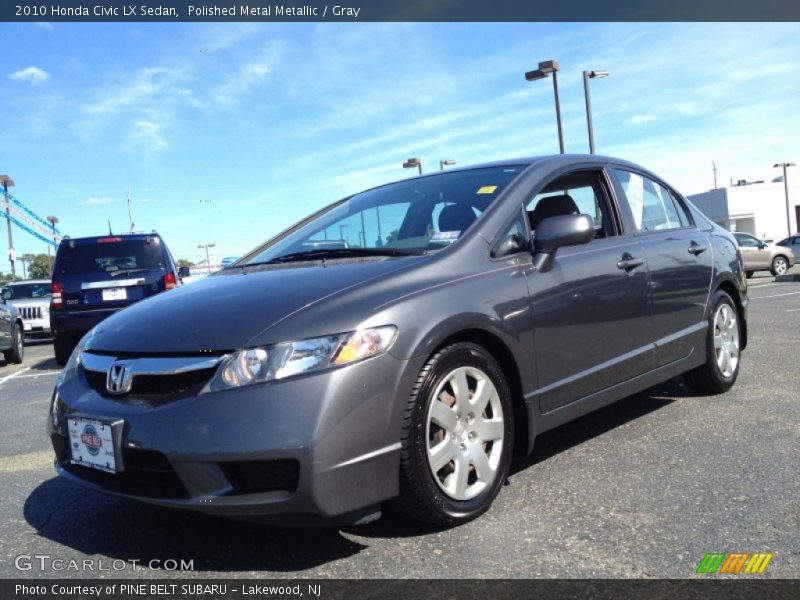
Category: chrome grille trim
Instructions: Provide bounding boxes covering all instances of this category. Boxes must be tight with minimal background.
[20,306,44,320]
[81,352,225,376]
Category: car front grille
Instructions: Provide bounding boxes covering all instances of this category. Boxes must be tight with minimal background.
[61,447,189,499]
[83,366,217,403]
[219,460,300,495]
[19,306,43,320]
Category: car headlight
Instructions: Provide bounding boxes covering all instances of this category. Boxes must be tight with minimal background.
[202,325,397,393]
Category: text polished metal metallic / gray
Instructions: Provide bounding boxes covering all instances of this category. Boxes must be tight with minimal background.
[48,155,748,526]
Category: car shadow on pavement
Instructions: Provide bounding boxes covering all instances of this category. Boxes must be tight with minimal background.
[24,477,368,573]
[511,376,692,475]
[27,356,60,372]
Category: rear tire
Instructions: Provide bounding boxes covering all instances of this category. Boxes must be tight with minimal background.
[684,290,741,395]
[770,256,789,277]
[53,334,76,367]
[3,324,24,364]
[390,342,514,526]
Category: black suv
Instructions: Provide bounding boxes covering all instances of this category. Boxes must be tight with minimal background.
[51,233,180,365]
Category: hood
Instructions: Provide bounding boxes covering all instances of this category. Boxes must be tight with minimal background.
[85,257,423,354]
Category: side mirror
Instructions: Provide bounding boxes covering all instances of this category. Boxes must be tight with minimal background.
[178,266,190,278]
[1,288,11,302]
[532,213,595,273]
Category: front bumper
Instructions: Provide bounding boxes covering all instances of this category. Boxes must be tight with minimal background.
[48,351,424,522]
[22,317,51,335]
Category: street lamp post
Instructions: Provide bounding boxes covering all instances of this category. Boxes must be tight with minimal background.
[582,70,609,154]
[525,60,564,154]
[46,215,59,277]
[1,175,16,278]
[439,159,456,171]
[774,162,796,236]
[198,243,215,274]
[402,158,423,175]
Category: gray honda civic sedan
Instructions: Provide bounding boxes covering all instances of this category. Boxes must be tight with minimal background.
[49,155,748,526]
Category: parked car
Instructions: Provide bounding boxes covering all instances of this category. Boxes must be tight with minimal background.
[2,279,52,338]
[0,288,24,365]
[220,256,242,268]
[732,232,794,277]
[776,234,800,261]
[50,232,180,366]
[49,155,748,526]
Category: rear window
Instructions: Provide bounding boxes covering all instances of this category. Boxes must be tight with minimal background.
[8,282,51,299]
[56,238,166,275]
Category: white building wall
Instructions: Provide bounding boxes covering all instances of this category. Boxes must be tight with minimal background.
[688,181,799,241]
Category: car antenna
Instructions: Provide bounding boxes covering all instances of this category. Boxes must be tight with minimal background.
[107,219,112,235]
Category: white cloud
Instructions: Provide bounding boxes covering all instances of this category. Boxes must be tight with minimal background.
[130,120,167,151]
[630,114,656,125]
[9,66,50,85]
[83,196,115,205]
[35,22,54,30]
[211,44,282,105]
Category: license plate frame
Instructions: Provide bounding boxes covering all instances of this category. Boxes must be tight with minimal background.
[67,417,124,473]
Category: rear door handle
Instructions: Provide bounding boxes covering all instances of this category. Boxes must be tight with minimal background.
[617,255,645,271]
[688,241,708,256]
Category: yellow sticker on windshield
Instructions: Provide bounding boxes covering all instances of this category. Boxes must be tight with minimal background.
[477,185,498,194]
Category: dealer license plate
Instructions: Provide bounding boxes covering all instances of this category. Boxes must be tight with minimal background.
[102,288,127,302]
[67,417,117,473]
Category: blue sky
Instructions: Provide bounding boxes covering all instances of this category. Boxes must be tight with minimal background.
[1,22,799,265]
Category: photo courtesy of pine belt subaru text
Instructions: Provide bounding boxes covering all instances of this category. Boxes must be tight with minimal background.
[48,155,748,526]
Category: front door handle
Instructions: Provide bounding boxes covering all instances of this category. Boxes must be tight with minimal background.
[617,254,645,271]
[688,241,708,256]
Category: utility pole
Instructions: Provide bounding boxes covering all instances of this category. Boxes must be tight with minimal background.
[774,163,796,236]
[712,161,718,189]
[198,243,215,274]
[46,215,59,277]
[127,190,135,233]
[1,175,16,278]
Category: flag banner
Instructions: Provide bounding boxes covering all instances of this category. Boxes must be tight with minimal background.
[1,209,58,247]
[6,191,62,236]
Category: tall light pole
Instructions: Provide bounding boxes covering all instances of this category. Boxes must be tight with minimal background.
[440,159,456,171]
[525,59,564,154]
[712,161,718,189]
[582,70,609,154]
[403,158,423,175]
[774,162,796,236]
[19,253,33,279]
[127,190,135,233]
[1,175,16,278]
[198,243,215,274]
[46,215,58,277]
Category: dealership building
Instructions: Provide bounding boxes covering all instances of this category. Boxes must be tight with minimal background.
[688,179,799,242]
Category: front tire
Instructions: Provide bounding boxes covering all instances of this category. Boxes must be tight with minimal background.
[3,324,24,364]
[771,255,789,276]
[684,290,741,394]
[391,342,514,526]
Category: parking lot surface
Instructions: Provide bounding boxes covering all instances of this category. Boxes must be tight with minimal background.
[1,278,798,579]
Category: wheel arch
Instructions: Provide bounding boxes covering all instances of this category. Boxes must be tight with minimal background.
[431,328,532,457]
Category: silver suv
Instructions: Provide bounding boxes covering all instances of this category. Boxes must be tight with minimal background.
[733,232,795,277]
[3,279,52,338]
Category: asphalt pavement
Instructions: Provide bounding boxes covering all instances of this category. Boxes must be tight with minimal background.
[1,276,798,579]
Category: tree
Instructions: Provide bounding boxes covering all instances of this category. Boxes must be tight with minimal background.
[176,259,195,269]
[28,253,52,279]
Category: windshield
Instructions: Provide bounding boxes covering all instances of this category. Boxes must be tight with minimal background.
[245,165,525,265]
[56,238,166,275]
[8,282,51,299]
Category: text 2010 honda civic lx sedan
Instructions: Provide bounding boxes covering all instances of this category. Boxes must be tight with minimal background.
[48,155,748,526]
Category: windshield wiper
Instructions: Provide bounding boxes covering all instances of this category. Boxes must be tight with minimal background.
[108,268,149,277]
[244,247,425,267]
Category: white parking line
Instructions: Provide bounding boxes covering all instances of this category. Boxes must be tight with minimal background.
[750,290,800,300]
[0,367,30,386]
[786,308,800,312]
[8,371,60,379]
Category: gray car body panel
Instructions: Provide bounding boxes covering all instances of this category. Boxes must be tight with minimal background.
[49,155,748,521]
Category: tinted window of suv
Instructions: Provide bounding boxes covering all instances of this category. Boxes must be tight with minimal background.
[56,238,166,275]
